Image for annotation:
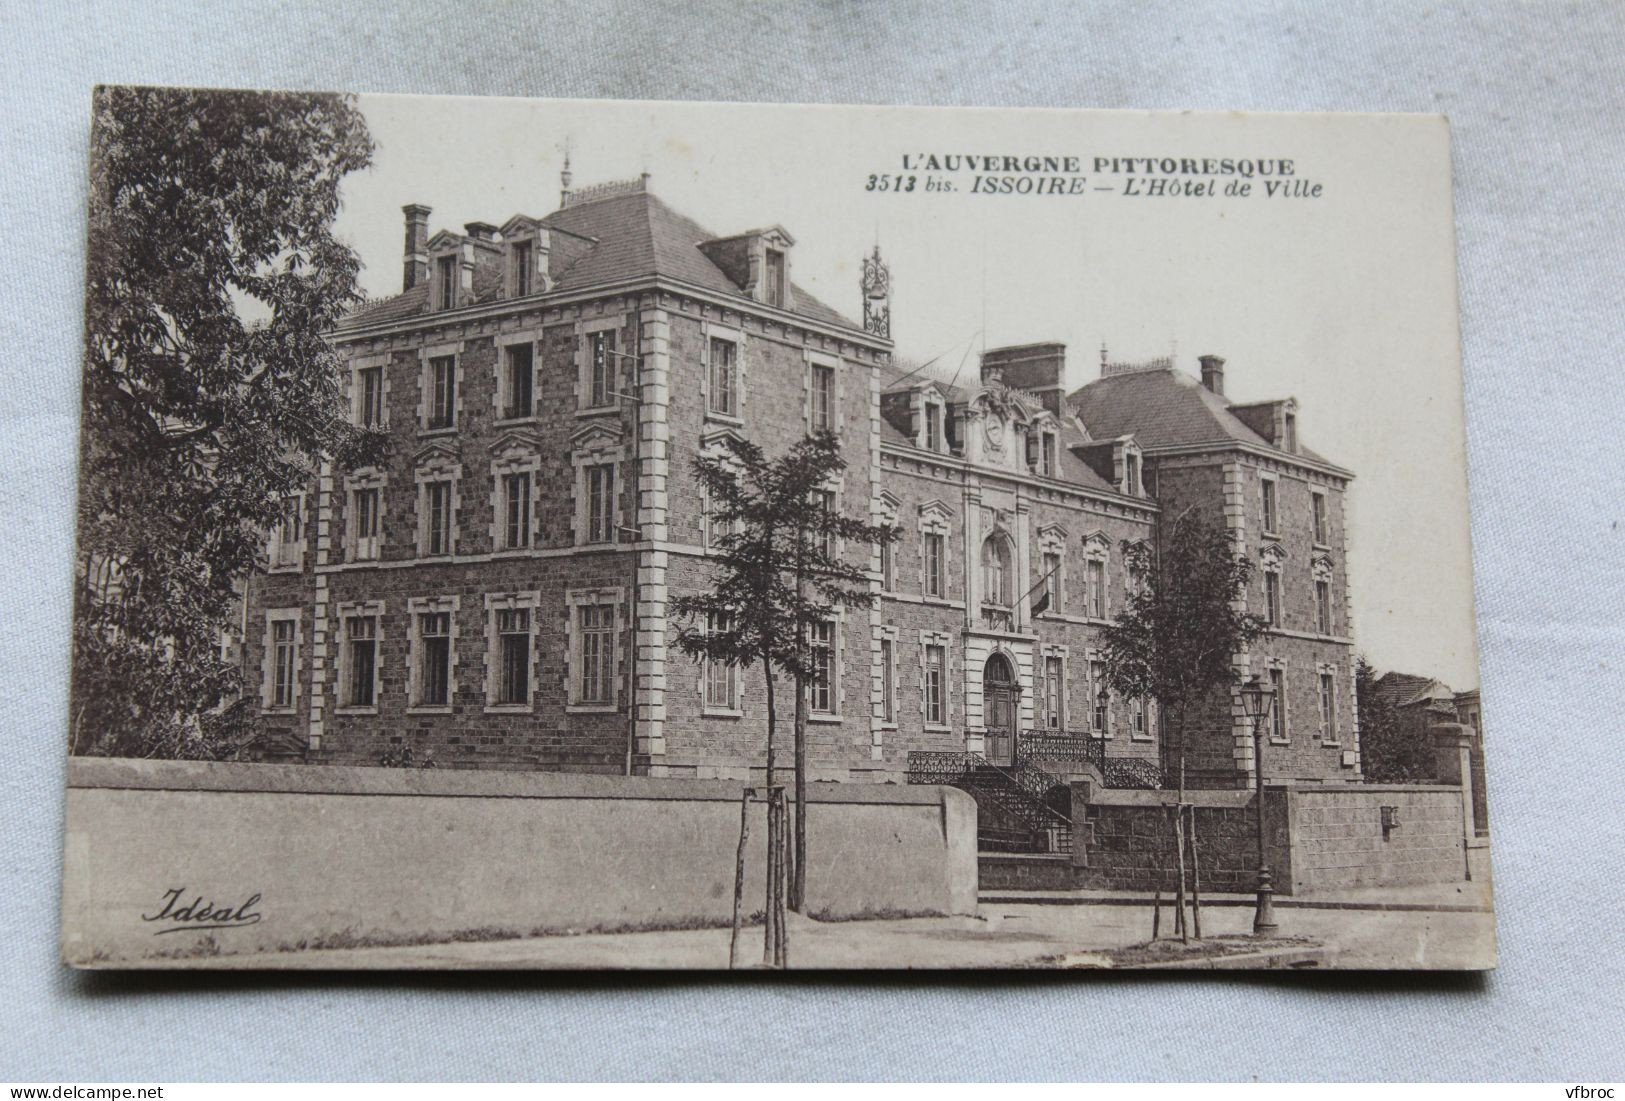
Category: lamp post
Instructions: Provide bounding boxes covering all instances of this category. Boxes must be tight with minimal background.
[602,347,644,777]
[1239,674,1279,936]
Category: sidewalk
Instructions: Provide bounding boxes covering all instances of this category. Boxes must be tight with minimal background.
[979,877,1494,913]
[145,890,1494,971]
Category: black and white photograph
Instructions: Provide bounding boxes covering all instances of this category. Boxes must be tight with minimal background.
[61,88,1495,972]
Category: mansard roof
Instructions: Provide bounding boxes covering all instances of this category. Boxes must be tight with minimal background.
[1069,366,1347,474]
[343,188,856,333]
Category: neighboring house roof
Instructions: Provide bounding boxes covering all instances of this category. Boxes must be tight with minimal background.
[1069,366,1340,470]
[342,188,856,333]
[1372,671,1457,711]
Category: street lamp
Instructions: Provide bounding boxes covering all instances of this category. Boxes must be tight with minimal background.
[1239,674,1279,936]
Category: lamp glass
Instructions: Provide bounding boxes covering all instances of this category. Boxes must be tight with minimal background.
[1240,675,1274,720]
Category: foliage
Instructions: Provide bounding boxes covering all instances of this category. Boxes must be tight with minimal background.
[671,430,896,702]
[1355,656,1437,782]
[72,87,381,757]
[1100,511,1267,777]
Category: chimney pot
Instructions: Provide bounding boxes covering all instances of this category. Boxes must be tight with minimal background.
[463,221,498,242]
[1199,354,1226,396]
[402,204,432,292]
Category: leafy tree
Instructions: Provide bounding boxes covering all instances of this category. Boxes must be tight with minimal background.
[1355,656,1436,782]
[673,430,896,919]
[72,87,381,759]
[1100,510,1268,793]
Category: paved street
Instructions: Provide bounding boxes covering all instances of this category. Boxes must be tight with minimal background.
[151,888,1494,971]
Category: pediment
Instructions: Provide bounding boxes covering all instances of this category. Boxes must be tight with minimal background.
[425,229,463,253]
[411,439,460,468]
[1082,530,1111,553]
[759,225,795,248]
[699,425,747,452]
[570,420,626,451]
[1259,541,1287,565]
[1037,522,1069,543]
[490,429,543,458]
[876,490,903,513]
[1311,551,1335,578]
[500,214,540,238]
[918,498,954,522]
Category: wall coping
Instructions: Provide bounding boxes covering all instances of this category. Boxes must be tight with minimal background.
[66,757,965,809]
[1083,787,1255,808]
[1287,783,1462,794]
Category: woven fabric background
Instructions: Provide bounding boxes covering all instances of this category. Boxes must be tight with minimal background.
[3,0,1622,1082]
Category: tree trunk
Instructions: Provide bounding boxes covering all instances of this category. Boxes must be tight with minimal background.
[1188,804,1203,940]
[792,671,807,912]
[763,661,780,966]
[729,786,750,969]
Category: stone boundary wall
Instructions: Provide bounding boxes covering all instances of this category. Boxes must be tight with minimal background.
[60,759,977,966]
[1280,784,1466,893]
[1070,781,1468,895]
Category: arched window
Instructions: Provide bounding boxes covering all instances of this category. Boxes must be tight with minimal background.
[981,534,1013,606]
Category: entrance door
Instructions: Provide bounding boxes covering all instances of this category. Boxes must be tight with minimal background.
[984,653,1019,766]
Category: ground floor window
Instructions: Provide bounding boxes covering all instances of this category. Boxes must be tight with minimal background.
[809,620,835,713]
[879,638,896,723]
[497,608,531,705]
[578,604,615,705]
[924,643,946,725]
[1042,655,1063,728]
[346,616,377,707]
[270,618,296,709]
[417,611,451,706]
[704,613,736,710]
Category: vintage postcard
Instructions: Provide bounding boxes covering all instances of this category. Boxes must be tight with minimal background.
[62,89,1492,970]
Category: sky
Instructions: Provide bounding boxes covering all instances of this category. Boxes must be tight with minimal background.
[336,94,1480,689]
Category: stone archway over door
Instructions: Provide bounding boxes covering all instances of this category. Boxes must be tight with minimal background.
[984,652,1019,766]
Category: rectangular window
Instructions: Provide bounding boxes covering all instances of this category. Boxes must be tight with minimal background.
[436,255,457,310]
[1042,433,1057,477]
[809,620,835,714]
[504,344,534,419]
[1124,452,1140,494]
[589,330,616,408]
[764,248,786,308]
[709,337,737,416]
[352,487,381,560]
[1269,667,1286,740]
[503,471,532,549]
[1091,660,1109,732]
[271,619,296,709]
[1261,478,1278,533]
[578,604,615,705]
[1319,671,1336,740]
[810,363,835,432]
[1265,571,1282,627]
[428,355,456,429]
[924,644,945,725]
[1043,655,1063,728]
[1312,492,1329,544]
[497,608,530,705]
[704,613,735,709]
[423,480,452,556]
[815,489,836,558]
[511,241,532,297]
[1283,413,1298,452]
[925,405,942,451]
[879,533,894,591]
[272,494,303,567]
[1316,579,1332,634]
[924,532,944,597]
[1087,558,1107,619]
[418,612,451,706]
[1041,552,1061,612]
[358,366,383,428]
[880,638,896,723]
[346,616,376,708]
[587,462,616,543]
[1131,696,1147,736]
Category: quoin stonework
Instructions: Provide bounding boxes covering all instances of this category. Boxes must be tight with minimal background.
[241,169,1359,796]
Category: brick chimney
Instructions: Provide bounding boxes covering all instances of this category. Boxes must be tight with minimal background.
[1199,354,1226,396]
[463,221,498,242]
[402,204,431,292]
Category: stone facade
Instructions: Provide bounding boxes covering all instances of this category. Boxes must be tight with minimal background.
[243,177,1360,788]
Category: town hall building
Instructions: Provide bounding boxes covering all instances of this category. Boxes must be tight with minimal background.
[242,170,1361,798]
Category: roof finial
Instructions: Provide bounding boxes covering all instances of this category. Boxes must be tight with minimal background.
[560,145,574,207]
[1100,341,1108,369]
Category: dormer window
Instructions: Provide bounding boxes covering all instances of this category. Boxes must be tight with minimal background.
[435,255,457,310]
[1039,430,1057,476]
[1283,412,1298,452]
[923,399,944,452]
[764,248,786,308]
[1124,451,1140,495]
[510,240,533,297]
